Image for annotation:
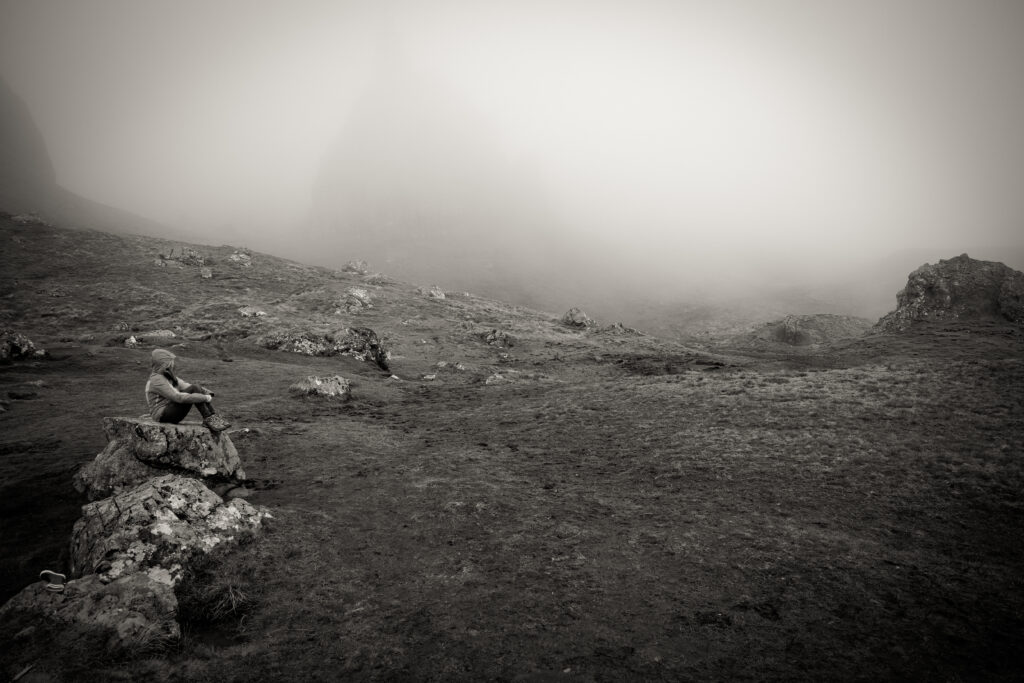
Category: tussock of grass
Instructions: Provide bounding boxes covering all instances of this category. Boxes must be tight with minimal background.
[175,531,265,628]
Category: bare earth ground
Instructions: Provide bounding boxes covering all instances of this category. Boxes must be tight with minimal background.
[1,217,1023,681]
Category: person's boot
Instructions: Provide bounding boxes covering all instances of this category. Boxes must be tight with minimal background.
[203,414,232,433]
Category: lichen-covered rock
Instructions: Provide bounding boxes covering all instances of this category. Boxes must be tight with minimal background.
[876,254,1024,331]
[74,417,246,500]
[561,308,596,329]
[0,329,37,361]
[289,375,351,399]
[260,326,390,371]
[0,573,180,658]
[70,474,270,585]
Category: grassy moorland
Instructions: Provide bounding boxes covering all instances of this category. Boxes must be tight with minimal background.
[1,215,1022,681]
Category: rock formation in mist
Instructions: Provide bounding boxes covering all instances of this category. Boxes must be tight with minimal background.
[876,254,1024,331]
[0,78,167,236]
[0,78,56,204]
[308,52,568,302]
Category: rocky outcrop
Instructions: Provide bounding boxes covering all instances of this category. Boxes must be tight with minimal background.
[562,308,596,329]
[73,417,246,501]
[0,329,40,361]
[70,474,269,586]
[289,375,351,400]
[1,411,270,673]
[0,573,180,656]
[260,326,391,371]
[876,254,1024,332]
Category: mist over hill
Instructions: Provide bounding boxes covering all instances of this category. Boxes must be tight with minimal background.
[0,78,175,240]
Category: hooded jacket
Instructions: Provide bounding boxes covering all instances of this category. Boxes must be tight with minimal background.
[145,349,208,420]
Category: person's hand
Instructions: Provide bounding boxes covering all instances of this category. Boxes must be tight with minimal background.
[204,394,214,403]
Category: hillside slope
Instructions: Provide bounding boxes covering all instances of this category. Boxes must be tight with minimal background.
[1,217,1023,681]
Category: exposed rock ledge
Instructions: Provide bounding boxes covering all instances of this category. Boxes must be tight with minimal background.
[74,417,246,500]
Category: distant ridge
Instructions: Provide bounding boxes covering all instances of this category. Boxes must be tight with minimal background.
[0,78,173,239]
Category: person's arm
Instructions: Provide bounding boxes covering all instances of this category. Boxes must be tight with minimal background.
[150,374,210,404]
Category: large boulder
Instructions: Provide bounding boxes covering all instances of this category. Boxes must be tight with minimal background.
[70,474,270,586]
[0,573,179,659]
[74,417,246,501]
[876,254,1024,331]
[289,375,351,400]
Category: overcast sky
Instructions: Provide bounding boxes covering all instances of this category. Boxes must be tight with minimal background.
[2,0,1023,285]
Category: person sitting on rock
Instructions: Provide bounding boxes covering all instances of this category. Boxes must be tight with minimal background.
[146,348,231,433]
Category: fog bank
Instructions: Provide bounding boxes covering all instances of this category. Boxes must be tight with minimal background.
[2,0,1023,319]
